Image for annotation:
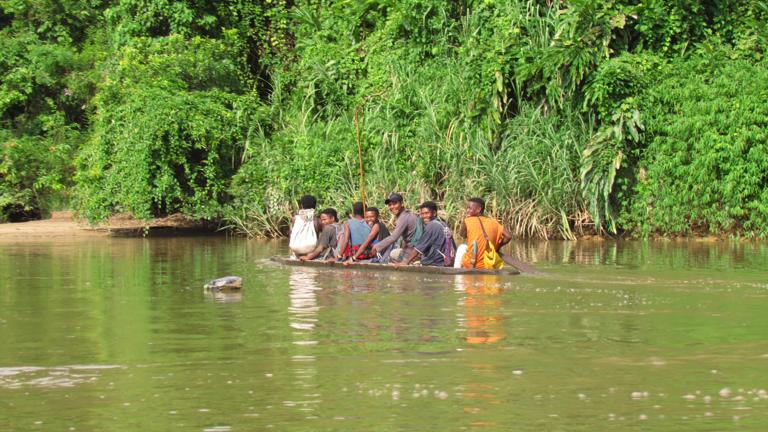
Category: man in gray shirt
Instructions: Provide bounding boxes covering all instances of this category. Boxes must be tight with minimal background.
[372,193,419,263]
[394,201,452,267]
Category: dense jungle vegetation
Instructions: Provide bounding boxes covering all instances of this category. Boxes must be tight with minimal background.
[1,0,767,238]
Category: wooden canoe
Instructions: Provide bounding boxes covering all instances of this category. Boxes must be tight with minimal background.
[270,256,520,275]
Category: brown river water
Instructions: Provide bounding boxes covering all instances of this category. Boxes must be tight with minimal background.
[1,237,767,431]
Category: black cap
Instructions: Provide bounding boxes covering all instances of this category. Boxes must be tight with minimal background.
[384,193,404,205]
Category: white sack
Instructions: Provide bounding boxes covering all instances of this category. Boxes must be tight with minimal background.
[289,209,317,254]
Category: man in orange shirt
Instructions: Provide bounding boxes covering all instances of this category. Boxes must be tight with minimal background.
[458,198,512,269]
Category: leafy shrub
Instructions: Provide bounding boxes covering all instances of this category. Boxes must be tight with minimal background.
[624,53,768,236]
[75,35,263,221]
[634,0,768,55]
[0,125,78,221]
[0,18,95,221]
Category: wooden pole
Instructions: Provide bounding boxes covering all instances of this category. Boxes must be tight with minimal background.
[355,106,366,211]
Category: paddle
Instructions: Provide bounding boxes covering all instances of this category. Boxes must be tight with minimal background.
[501,253,540,274]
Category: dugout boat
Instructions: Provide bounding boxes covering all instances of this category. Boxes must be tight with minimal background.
[270,256,520,275]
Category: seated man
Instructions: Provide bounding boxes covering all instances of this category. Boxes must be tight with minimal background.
[371,193,419,263]
[393,201,454,267]
[457,197,512,268]
[351,206,391,261]
[336,202,375,261]
[299,208,342,261]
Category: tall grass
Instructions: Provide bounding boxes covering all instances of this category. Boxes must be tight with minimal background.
[222,0,767,239]
[449,105,591,239]
[226,73,588,239]
[223,0,598,239]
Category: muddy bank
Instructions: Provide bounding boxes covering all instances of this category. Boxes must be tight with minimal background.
[0,212,220,242]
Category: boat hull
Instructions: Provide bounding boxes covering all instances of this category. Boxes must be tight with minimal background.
[270,257,520,275]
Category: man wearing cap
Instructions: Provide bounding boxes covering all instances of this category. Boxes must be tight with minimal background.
[371,193,420,263]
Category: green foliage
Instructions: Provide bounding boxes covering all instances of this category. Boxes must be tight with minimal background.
[77,88,263,221]
[224,1,589,238]
[102,33,248,93]
[580,108,643,234]
[0,3,99,221]
[514,0,633,110]
[0,0,104,44]
[2,0,768,240]
[634,0,768,55]
[0,125,78,221]
[76,35,264,221]
[623,53,768,237]
[583,53,663,119]
[634,0,709,53]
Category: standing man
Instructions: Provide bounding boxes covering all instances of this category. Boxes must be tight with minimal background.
[393,201,453,267]
[458,198,512,269]
[371,193,419,263]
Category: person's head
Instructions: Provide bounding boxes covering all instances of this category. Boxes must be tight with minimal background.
[319,208,338,225]
[418,201,438,224]
[299,195,317,210]
[364,207,380,225]
[466,197,485,217]
[384,193,404,216]
[351,201,365,218]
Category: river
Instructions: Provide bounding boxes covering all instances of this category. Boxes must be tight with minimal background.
[1,238,767,431]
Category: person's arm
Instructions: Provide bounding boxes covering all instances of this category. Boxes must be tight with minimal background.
[459,220,467,240]
[498,226,513,249]
[300,243,324,261]
[394,222,436,266]
[393,248,420,266]
[373,215,406,251]
[300,227,329,261]
[353,223,380,260]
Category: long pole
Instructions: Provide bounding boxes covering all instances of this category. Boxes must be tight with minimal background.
[355,106,366,211]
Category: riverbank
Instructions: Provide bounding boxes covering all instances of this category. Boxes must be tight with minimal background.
[0,212,220,242]
[0,212,100,241]
[1,211,740,245]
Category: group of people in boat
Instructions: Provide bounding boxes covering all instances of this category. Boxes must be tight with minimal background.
[290,193,513,269]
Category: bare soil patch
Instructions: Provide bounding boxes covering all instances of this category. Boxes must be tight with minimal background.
[0,212,219,242]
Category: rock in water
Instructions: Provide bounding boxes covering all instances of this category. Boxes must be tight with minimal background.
[204,276,242,291]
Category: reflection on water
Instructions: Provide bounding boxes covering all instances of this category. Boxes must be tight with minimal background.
[454,275,509,429]
[455,275,506,345]
[506,239,768,272]
[2,238,768,431]
[286,268,321,417]
[288,268,321,333]
[204,290,243,303]
[0,365,124,389]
